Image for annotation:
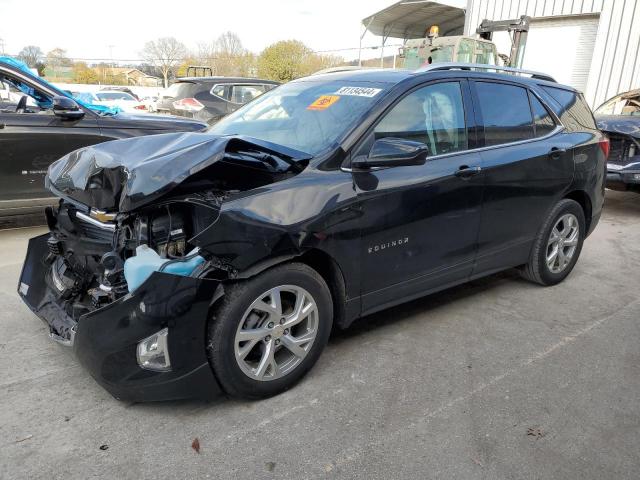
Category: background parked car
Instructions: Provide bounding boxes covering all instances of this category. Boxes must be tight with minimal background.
[100,86,141,101]
[156,77,279,125]
[594,89,640,193]
[71,90,149,113]
[0,56,207,217]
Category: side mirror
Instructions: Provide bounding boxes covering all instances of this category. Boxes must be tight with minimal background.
[352,137,429,169]
[52,96,85,120]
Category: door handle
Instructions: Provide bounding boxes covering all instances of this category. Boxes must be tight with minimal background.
[548,147,566,160]
[454,165,482,178]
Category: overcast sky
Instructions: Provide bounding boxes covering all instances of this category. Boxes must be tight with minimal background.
[0,0,466,62]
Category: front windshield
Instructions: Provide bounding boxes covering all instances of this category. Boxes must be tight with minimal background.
[595,93,640,116]
[209,80,388,155]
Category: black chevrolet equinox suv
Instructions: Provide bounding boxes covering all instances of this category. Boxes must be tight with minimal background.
[19,64,607,402]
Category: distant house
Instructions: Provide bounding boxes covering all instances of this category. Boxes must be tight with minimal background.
[95,67,162,87]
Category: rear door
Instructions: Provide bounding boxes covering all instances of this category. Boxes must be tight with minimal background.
[354,79,485,313]
[470,80,573,274]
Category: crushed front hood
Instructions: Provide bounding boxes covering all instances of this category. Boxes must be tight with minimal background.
[596,115,640,139]
[46,132,309,212]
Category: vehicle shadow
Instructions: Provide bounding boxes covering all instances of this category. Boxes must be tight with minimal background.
[330,268,524,345]
[121,192,636,411]
[129,268,528,411]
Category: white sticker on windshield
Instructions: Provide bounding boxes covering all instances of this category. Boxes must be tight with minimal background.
[335,86,382,97]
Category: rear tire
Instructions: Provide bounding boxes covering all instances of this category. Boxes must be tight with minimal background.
[520,199,585,286]
[207,263,333,399]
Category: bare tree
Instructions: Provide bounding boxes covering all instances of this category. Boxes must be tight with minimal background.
[141,37,187,87]
[196,32,254,76]
[215,32,245,58]
[46,48,72,68]
[17,46,44,67]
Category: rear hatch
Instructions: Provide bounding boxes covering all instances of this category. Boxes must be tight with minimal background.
[157,81,198,113]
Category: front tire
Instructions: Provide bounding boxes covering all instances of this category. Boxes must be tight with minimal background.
[207,263,333,399]
[520,199,585,286]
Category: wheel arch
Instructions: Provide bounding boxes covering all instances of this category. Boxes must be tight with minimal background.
[208,248,350,329]
[563,189,592,233]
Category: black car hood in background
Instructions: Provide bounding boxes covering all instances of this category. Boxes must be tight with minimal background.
[596,115,640,139]
[100,113,207,132]
[46,133,310,212]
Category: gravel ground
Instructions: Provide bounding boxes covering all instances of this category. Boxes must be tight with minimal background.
[1,190,639,479]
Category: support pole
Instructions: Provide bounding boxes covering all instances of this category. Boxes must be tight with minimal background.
[359,16,375,67]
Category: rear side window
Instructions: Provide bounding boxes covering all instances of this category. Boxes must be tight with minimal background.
[230,84,266,104]
[476,82,533,146]
[540,86,596,131]
[530,94,555,137]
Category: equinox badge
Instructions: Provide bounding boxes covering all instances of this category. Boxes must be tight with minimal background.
[368,237,409,254]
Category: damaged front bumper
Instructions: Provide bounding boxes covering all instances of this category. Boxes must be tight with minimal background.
[18,234,223,402]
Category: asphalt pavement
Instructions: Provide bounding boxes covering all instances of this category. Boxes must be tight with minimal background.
[1,190,639,479]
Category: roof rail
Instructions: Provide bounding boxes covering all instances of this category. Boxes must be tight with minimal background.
[415,63,557,83]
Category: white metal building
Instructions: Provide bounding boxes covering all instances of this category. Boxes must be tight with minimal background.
[464,0,640,107]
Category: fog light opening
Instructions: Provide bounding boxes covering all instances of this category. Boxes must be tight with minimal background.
[137,328,171,371]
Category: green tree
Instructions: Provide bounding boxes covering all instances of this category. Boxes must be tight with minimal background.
[72,62,98,84]
[257,40,313,82]
[257,40,343,82]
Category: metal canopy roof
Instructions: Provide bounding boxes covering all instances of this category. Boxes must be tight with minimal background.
[362,1,466,39]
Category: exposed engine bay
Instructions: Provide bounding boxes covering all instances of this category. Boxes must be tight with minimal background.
[602,132,640,193]
[607,133,639,166]
[45,195,221,317]
[40,134,309,325]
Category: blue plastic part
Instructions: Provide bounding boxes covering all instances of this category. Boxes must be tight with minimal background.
[0,55,120,115]
[124,245,205,293]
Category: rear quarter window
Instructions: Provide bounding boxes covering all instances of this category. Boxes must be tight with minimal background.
[540,86,596,131]
[530,94,556,137]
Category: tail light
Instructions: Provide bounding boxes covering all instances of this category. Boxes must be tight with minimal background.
[599,137,610,159]
[134,104,147,110]
[173,98,205,112]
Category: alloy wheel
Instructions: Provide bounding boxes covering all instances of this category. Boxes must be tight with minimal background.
[234,285,319,381]
[546,213,579,274]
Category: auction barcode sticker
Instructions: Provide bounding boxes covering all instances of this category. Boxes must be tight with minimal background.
[335,86,382,97]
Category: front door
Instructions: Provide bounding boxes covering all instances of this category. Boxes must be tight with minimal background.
[354,80,484,313]
[0,70,103,207]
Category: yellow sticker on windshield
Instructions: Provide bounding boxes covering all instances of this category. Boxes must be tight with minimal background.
[307,95,340,111]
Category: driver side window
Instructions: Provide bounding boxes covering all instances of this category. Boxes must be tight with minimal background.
[0,73,52,114]
[374,81,468,156]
